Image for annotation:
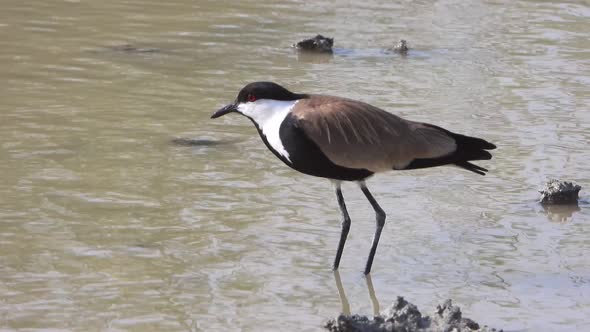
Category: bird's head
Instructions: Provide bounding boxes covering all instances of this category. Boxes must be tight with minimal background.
[211,82,306,122]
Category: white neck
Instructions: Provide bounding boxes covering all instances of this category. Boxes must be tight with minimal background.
[237,99,299,162]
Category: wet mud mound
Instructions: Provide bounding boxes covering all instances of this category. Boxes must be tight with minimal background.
[325,297,501,332]
[539,179,581,204]
[294,34,334,53]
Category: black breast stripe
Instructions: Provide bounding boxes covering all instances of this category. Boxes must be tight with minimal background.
[277,113,373,181]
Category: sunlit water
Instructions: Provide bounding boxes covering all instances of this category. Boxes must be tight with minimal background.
[1,0,589,331]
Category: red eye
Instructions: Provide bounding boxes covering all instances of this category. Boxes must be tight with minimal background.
[248,94,256,102]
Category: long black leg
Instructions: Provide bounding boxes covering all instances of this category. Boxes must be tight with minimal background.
[360,182,386,275]
[333,182,351,270]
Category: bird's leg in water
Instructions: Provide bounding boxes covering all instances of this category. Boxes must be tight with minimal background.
[359,182,386,275]
[333,181,351,270]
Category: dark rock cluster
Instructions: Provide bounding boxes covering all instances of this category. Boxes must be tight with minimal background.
[294,34,334,53]
[325,297,500,332]
[539,179,582,204]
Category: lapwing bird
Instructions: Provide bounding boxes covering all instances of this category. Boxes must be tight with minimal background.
[211,82,496,274]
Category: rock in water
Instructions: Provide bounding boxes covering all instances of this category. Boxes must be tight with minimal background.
[392,39,409,54]
[294,35,334,53]
[324,297,501,332]
[539,179,581,204]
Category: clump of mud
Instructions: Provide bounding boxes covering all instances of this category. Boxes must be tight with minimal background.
[539,179,581,204]
[294,34,334,53]
[324,297,500,332]
[391,39,409,54]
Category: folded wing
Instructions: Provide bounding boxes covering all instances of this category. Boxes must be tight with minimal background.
[291,96,459,172]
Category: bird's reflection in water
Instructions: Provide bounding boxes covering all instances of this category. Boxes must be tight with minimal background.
[333,270,351,315]
[332,271,381,316]
[542,203,581,222]
[365,273,380,316]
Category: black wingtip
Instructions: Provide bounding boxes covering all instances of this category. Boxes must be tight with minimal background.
[401,124,496,175]
[455,161,489,175]
[483,142,497,150]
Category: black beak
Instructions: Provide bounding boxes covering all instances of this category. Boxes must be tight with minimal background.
[211,103,238,119]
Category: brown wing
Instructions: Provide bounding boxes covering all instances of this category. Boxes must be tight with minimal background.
[291,95,457,172]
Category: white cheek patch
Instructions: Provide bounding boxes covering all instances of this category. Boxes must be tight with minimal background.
[238,100,298,163]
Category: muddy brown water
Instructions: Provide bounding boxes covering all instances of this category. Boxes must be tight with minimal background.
[1,0,589,331]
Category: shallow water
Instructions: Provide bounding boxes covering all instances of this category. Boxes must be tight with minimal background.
[1,0,589,331]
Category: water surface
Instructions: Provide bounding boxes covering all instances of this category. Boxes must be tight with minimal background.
[1,0,590,331]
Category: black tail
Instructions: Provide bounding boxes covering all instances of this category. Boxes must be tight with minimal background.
[404,124,497,175]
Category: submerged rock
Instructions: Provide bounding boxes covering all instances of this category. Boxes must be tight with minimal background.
[324,297,500,332]
[539,179,581,204]
[294,34,334,53]
[391,39,409,54]
[109,44,160,53]
[170,137,226,147]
